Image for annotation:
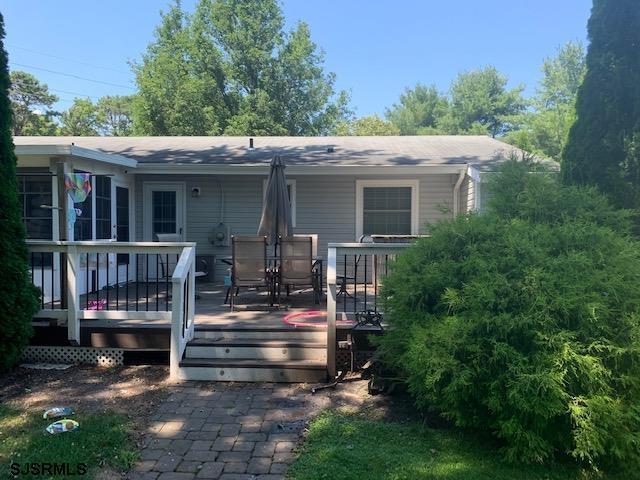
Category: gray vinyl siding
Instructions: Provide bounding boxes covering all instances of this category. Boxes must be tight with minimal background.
[134,173,463,280]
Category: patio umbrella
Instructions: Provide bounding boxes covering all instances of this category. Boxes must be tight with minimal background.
[258,155,292,254]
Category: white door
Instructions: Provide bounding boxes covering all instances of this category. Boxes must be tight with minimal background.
[143,183,186,279]
[113,182,133,285]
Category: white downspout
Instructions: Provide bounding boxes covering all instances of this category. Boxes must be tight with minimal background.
[452,168,466,217]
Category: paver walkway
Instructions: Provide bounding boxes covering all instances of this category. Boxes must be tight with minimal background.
[128,381,368,480]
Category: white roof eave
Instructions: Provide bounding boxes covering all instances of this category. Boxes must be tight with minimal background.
[14,144,138,169]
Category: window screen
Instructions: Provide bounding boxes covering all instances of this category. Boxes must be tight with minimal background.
[95,176,111,239]
[362,186,412,235]
[73,172,92,241]
[17,175,53,239]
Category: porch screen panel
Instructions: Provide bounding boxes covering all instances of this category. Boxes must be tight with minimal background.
[95,176,112,239]
[73,171,92,241]
[362,186,412,235]
[18,175,52,239]
[152,191,177,236]
[116,186,130,264]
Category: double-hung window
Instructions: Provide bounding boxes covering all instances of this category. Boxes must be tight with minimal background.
[356,180,419,238]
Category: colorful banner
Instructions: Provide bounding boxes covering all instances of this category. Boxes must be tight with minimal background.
[64,173,92,203]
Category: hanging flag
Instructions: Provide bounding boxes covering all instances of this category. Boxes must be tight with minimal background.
[64,173,92,203]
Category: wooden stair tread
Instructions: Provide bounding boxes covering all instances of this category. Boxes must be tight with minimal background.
[187,338,326,348]
[180,357,326,370]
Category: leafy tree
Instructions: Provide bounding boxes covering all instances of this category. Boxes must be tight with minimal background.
[385,84,448,135]
[60,98,100,135]
[335,115,400,136]
[439,67,526,137]
[132,1,229,135]
[0,14,39,369]
[133,0,348,136]
[96,95,133,136]
[377,159,640,471]
[9,70,58,135]
[506,42,585,160]
[562,0,640,210]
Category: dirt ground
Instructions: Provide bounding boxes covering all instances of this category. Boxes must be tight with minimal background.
[0,364,171,448]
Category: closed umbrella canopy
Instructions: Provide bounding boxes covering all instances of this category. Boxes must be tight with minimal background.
[258,155,292,246]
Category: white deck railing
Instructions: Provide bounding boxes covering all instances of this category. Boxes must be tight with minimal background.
[326,242,411,377]
[26,240,196,380]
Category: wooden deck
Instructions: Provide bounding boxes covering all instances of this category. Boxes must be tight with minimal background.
[74,281,372,330]
[33,281,374,352]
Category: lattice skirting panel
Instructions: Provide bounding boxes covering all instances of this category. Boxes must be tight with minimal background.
[22,346,124,367]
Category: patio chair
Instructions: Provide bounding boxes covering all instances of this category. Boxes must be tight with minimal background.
[278,236,321,304]
[229,235,272,311]
[155,233,207,298]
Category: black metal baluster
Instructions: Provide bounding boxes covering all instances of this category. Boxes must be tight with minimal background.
[40,252,45,309]
[145,254,149,311]
[115,262,119,310]
[51,253,55,308]
[364,254,367,312]
[125,260,129,311]
[165,254,169,311]
[135,254,139,311]
[86,253,89,309]
[60,253,66,310]
[96,253,100,307]
[343,255,347,313]
[353,254,358,314]
[374,254,378,313]
[106,252,109,310]
[156,254,159,311]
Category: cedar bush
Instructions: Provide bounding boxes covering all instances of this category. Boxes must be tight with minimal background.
[0,14,38,369]
[377,160,640,470]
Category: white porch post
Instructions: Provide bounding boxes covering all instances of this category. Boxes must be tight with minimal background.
[326,245,337,378]
[66,244,80,344]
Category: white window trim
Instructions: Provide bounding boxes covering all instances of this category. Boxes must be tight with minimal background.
[356,179,420,239]
[143,182,187,241]
[262,178,296,228]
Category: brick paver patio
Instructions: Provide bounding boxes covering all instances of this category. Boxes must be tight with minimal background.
[128,382,352,480]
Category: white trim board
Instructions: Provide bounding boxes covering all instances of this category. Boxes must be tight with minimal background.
[355,179,420,239]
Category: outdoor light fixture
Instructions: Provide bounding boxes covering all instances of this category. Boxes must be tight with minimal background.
[191,187,201,198]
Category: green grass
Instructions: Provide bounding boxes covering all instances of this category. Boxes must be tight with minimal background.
[288,411,594,480]
[0,404,138,479]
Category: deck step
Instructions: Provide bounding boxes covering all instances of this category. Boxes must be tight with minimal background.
[185,338,326,361]
[178,358,327,383]
[193,326,326,342]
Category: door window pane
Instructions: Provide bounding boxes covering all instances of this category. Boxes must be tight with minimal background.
[152,191,177,235]
[362,186,412,235]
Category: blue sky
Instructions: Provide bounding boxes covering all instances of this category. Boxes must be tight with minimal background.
[2,0,591,117]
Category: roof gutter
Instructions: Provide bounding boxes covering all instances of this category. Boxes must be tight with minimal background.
[15,144,137,169]
[452,167,466,216]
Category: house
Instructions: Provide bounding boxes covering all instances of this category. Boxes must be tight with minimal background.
[14,135,520,382]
